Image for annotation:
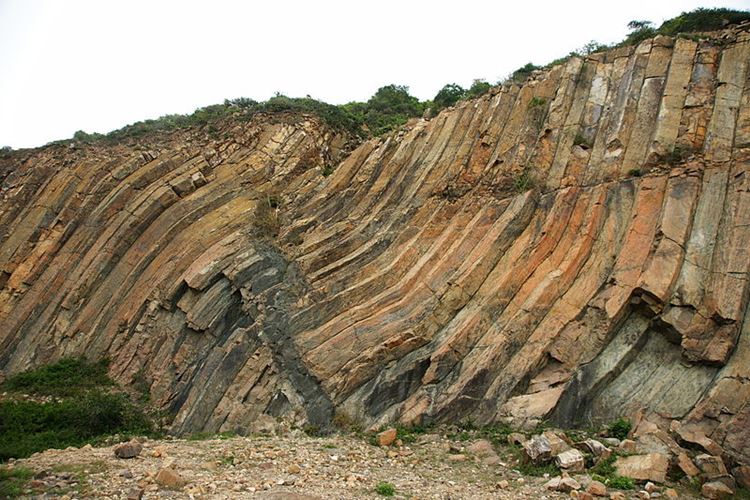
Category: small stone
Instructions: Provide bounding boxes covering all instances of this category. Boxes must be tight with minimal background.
[559,476,581,492]
[663,488,678,499]
[516,477,525,484]
[151,446,167,458]
[287,464,301,474]
[556,449,585,472]
[602,437,621,447]
[609,493,626,500]
[701,481,734,499]
[155,467,186,489]
[576,493,594,500]
[114,440,143,459]
[618,439,637,453]
[467,439,495,457]
[126,487,144,500]
[586,480,607,497]
[377,428,397,447]
[201,461,218,471]
[644,481,660,493]
[448,453,467,462]
[29,479,46,489]
[636,491,650,499]
[545,477,562,491]
[496,479,509,489]
[119,469,134,478]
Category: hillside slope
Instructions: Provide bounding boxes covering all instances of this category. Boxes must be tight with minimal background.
[1,27,749,465]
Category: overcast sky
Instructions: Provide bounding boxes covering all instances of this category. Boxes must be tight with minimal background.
[1,0,748,149]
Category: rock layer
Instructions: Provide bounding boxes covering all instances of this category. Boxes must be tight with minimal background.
[2,30,750,463]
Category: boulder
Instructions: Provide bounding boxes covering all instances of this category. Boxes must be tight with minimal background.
[155,468,186,489]
[377,428,397,447]
[559,476,582,492]
[602,438,621,447]
[577,439,612,458]
[695,454,728,479]
[644,481,660,493]
[618,439,637,453]
[114,441,142,459]
[555,449,585,472]
[676,452,700,477]
[524,434,553,462]
[701,481,734,499]
[523,430,570,463]
[544,475,580,492]
[673,425,723,456]
[586,480,607,497]
[614,453,669,483]
[467,439,496,458]
[732,465,750,489]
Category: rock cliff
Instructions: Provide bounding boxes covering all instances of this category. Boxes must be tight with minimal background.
[1,29,749,464]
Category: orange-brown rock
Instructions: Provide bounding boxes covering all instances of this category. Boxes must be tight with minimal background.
[1,28,750,464]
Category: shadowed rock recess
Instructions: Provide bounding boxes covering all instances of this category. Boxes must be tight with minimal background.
[1,30,750,462]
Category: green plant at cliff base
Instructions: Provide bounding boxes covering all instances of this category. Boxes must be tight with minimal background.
[375,481,396,496]
[0,358,158,461]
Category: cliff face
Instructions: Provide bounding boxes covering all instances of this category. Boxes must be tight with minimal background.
[1,29,749,462]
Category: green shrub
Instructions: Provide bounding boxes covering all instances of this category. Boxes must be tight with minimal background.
[665,145,693,165]
[528,97,546,109]
[395,424,429,444]
[433,83,466,110]
[0,392,154,460]
[0,359,157,461]
[0,466,34,498]
[375,481,396,496]
[607,475,635,490]
[510,63,542,83]
[658,8,750,35]
[343,84,426,135]
[607,417,632,440]
[590,455,617,477]
[465,79,492,99]
[513,168,536,193]
[1,358,112,398]
[574,133,593,149]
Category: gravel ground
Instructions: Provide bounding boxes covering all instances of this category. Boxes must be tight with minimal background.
[6,432,696,499]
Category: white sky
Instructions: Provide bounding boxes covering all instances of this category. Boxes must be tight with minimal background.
[1,0,748,149]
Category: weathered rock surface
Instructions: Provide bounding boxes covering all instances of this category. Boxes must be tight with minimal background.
[614,453,669,483]
[1,28,750,465]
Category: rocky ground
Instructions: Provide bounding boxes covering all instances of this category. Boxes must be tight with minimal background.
[3,429,702,500]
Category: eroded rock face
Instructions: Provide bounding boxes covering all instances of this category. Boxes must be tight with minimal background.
[1,29,750,463]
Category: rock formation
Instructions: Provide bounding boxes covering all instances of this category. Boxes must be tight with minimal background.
[1,28,749,466]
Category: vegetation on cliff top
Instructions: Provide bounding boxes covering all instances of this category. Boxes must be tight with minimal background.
[45,7,748,150]
[0,358,159,461]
